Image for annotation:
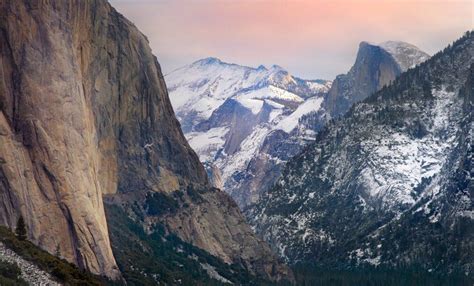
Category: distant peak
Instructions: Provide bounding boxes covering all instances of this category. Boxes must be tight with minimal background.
[357,41,384,54]
[270,64,284,71]
[356,40,430,71]
[193,57,222,66]
[257,64,267,71]
[359,41,375,48]
[358,40,420,51]
[380,40,407,45]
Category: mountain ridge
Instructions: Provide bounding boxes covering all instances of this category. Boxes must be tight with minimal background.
[248,31,473,275]
[168,40,429,208]
[167,57,332,208]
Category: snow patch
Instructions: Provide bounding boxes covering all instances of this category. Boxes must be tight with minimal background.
[276,96,324,133]
[186,127,229,162]
[200,263,233,284]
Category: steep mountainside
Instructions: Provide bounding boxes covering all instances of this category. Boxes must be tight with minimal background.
[167,59,331,206]
[0,0,291,283]
[168,42,428,208]
[249,32,473,275]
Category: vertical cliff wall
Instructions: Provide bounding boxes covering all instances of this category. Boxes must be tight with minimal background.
[0,0,205,279]
[0,0,290,281]
[0,0,123,278]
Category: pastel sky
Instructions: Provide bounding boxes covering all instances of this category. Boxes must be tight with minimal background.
[110,0,473,79]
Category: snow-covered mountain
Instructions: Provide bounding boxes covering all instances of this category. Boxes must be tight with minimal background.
[167,57,330,133]
[248,32,473,275]
[167,41,429,208]
[166,41,429,207]
[166,58,331,206]
[379,41,431,70]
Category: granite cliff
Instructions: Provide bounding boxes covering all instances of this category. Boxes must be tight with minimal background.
[0,0,290,282]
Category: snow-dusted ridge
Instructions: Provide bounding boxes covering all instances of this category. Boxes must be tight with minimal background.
[166,57,330,123]
[166,57,331,206]
[248,32,473,274]
[167,39,430,208]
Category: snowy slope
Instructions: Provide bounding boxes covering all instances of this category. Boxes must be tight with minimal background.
[166,58,331,207]
[276,97,324,133]
[167,58,330,130]
[167,39,429,208]
[379,41,430,70]
[248,32,473,274]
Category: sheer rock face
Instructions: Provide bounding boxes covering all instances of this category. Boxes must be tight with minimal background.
[325,41,429,118]
[0,0,123,278]
[0,0,290,281]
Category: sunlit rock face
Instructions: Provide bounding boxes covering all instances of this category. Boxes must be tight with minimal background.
[0,0,292,282]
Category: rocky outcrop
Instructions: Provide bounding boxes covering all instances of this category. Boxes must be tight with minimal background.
[0,0,290,282]
[157,188,292,281]
[204,162,224,189]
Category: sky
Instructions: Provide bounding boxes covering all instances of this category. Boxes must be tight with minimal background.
[110,0,473,80]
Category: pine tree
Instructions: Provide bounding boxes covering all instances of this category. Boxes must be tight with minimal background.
[55,243,61,258]
[15,215,27,241]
